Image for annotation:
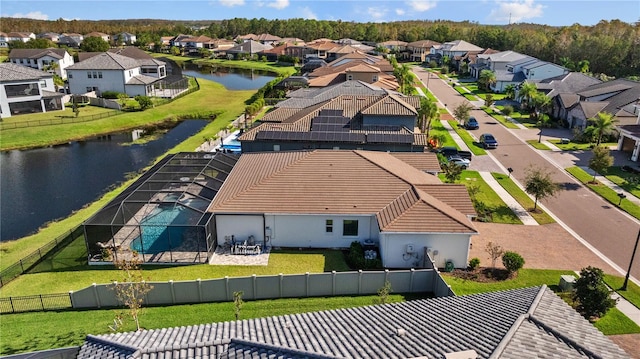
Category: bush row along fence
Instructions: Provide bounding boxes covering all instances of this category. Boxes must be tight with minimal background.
[0,110,122,131]
[0,77,201,132]
[0,227,83,289]
[0,268,454,314]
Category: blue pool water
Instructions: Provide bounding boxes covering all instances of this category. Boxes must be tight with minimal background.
[130,207,187,254]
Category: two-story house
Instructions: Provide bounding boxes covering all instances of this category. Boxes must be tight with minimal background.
[469,50,529,79]
[114,32,136,45]
[407,40,440,63]
[492,57,568,93]
[0,63,65,118]
[8,48,75,79]
[0,32,8,47]
[84,32,110,43]
[6,32,36,43]
[58,33,84,48]
[66,52,165,97]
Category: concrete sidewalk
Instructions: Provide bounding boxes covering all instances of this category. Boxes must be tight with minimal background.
[479,172,538,225]
[579,166,640,206]
[574,271,640,327]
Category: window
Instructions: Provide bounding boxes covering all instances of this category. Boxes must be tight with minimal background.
[98,72,102,79]
[87,71,91,79]
[92,71,97,79]
[325,220,333,233]
[68,73,73,79]
[343,220,358,236]
[40,80,46,87]
[273,144,280,151]
[347,74,353,81]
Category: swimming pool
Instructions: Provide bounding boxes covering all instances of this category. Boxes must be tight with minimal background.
[130,207,188,254]
[218,131,242,153]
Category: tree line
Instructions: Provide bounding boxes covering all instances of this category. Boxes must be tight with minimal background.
[2,17,638,78]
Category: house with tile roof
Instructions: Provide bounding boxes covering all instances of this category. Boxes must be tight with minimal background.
[0,32,8,47]
[67,285,629,358]
[66,52,166,97]
[57,33,84,48]
[6,31,36,43]
[239,92,425,153]
[114,32,137,45]
[84,31,110,42]
[209,150,474,269]
[37,32,61,43]
[0,63,65,118]
[8,48,75,79]
[407,39,441,62]
[226,40,273,58]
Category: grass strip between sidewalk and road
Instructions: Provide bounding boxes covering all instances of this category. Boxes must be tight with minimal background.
[566,166,640,220]
[0,293,424,355]
[447,120,487,156]
[604,275,640,309]
[481,106,520,129]
[491,173,555,224]
[526,139,552,150]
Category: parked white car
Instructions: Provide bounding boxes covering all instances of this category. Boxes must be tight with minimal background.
[448,155,470,169]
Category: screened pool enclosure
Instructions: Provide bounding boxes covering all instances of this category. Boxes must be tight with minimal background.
[84,152,239,264]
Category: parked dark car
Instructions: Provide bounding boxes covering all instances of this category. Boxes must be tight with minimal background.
[464,117,479,130]
[479,133,498,149]
[435,146,472,160]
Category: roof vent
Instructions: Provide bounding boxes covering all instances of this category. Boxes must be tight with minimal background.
[443,350,478,359]
[395,328,407,337]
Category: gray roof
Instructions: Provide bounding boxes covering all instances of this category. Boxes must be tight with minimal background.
[0,62,52,82]
[67,52,140,70]
[577,79,640,117]
[127,74,159,85]
[495,69,526,83]
[9,48,68,60]
[279,80,399,108]
[76,286,629,359]
[532,72,602,98]
[478,50,528,63]
[227,40,273,54]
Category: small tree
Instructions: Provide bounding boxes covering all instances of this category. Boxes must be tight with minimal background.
[441,161,464,183]
[233,291,244,320]
[485,241,504,268]
[453,102,473,126]
[468,257,480,271]
[588,146,614,182]
[502,251,525,275]
[484,94,494,107]
[502,105,514,117]
[573,266,616,320]
[110,250,153,331]
[117,93,129,108]
[375,280,392,305]
[134,95,153,110]
[524,166,559,211]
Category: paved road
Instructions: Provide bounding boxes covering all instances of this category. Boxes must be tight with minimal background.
[412,67,640,281]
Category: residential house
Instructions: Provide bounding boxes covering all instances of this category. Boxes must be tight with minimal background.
[469,50,528,79]
[494,57,568,93]
[531,71,602,119]
[37,32,60,43]
[557,78,640,129]
[234,33,258,42]
[431,40,484,71]
[0,32,8,47]
[326,44,374,62]
[377,40,408,53]
[66,52,165,97]
[304,52,396,88]
[114,32,136,45]
[302,40,341,60]
[84,31,110,42]
[57,33,84,48]
[210,150,474,269]
[168,34,192,48]
[8,48,75,79]
[6,32,36,43]
[457,48,500,74]
[255,33,282,46]
[70,286,631,358]
[280,37,305,45]
[0,63,65,118]
[407,39,441,62]
[226,40,273,58]
[238,92,426,153]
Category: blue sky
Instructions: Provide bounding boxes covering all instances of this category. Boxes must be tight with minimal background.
[1,0,638,26]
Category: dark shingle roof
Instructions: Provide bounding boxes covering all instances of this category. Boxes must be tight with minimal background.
[9,48,68,60]
[67,52,140,70]
[77,286,629,359]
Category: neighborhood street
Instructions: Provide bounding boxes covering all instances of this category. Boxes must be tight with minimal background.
[413,67,640,282]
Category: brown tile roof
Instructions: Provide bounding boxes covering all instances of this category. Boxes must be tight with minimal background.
[389,152,441,173]
[361,94,417,116]
[416,184,476,216]
[306,41,341,51]
[345,64,381,73]
[210,150,476,234]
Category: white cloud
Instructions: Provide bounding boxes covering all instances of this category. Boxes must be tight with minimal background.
[407,0,437,12]
[5,11,49,20]
[367,6,388,21]
[488,0,544,23]
[268,0,290,10]
[219,0,244,7]
[300,6,317,20]
[395,8,406,16]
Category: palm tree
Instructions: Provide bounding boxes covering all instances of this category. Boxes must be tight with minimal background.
[577,59,590,73]
[589,112,617,146]
[418,97,438,137]
[479,69,496,91]
[517,82,538,110]
[504,84,516,100]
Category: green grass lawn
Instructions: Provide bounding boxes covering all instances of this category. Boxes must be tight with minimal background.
[1,236,350,296]
[0,79,255,151]
[429,119,457,148]
[440,170,521,224]
[192,58,296,77]
[526,139,552,150]
[566,166,640,220]
[0,105,117,126]
[593,307,640,334]
[604,274,640,309]
[604,167,640,199]
[549,140,619,151]
[447,120,487,156]
[491,173,555,224]
[0,293,422,355]
[442,269,575,295]
[481,107,520,129]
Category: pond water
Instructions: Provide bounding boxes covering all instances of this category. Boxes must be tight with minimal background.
[0,120,208,241]
[183,64,277,90]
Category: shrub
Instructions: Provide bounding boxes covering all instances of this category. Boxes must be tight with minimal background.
[102,91,124,99]
[346,241,382,270]
[502,251,525,274]
[134,95,153,110]
[573,266,616,319]
[502,105,513,116]
[468,257,480,271]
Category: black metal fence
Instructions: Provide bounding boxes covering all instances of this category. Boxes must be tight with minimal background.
[0,293,72,314]
[0,227,83,288]
[0,110,121,131]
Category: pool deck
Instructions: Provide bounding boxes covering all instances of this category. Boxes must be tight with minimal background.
[209,245,271,266]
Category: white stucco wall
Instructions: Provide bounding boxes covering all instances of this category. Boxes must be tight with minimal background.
[215,214,265,245]
[379,232,471,269]
[524,64,566,81]
[264,214,375,248]
[68,69,134,95]
[0,77,56,118]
